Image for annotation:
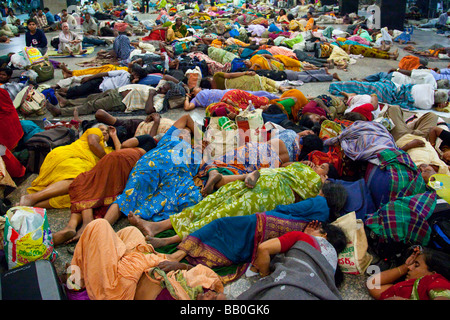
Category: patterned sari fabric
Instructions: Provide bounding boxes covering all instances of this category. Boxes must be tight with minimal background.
[208,46,239,65]
[380,274,450,300]
[114,126,203,222]
[187,52,231,75]
[220,89,269,110]
[324,121,398,162]
[178,212,310,283]
[329,79,416,110]
[170,162,322,240]
[340,44,391,59]
[197,140,282,182]
[364,148,437,245]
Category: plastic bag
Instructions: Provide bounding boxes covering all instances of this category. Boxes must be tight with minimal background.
[4,206,57,269]
[331,211,372,274]
[9,52,31,69]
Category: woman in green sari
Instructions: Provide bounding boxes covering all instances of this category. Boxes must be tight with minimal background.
[127,161,332,247]
[166,17,189,42]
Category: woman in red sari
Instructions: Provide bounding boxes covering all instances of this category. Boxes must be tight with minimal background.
[220,89,270,110]
[367,246,450,300]
[0,88,25,178]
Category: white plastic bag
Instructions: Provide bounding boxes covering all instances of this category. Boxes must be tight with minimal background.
[9,52,31,69]
[4,206,56,269]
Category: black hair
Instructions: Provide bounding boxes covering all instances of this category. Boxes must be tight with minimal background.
[298,134,324,161]
[297,114,316,129]
[287,13,294,21]
[342,112,366,122]
[320,223,347,287]
[44,7,49,11]
[0,67,13,77]
[326,163,339,180]
[263,103,285,115]
[27,18,37,25]
[200,77,212,89]
[321,181,348,222]
[130,64,148,80]
[422,248,450,280]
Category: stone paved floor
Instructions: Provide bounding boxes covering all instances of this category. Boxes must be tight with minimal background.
[1,12,449,300]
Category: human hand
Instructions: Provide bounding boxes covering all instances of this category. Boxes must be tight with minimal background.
[245,71,255,76]
[81,76,92,83]
[304,220,322,236]
[108,126,117,136]
[405,246,421,266]
[298,130,315,137]
[157,260,187,272]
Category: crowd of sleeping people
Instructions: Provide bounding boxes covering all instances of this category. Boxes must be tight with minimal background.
[5,1,450,301]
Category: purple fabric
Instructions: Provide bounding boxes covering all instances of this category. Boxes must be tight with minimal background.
[64,285,91,300]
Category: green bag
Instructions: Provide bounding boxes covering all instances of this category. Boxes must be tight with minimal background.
[31,60,54,83]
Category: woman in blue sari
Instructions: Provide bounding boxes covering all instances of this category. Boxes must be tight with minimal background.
[153,181,347,283]
[103,114,204,225]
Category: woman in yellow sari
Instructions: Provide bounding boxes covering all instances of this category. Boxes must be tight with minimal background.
[248,54,284,71]
[21,125,117,209]
[273,55,303,71]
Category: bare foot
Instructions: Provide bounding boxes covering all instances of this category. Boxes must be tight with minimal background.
[19,194,35,207]
[128,211,154,237]
[55,92,68,108]
[244,170,260,189]
[59,63,73,79]
[53,228,77,246]
[332,73,341,81]
[46,101,62,116]
[145,236,170,248]
[201,170,222,196]
[65,223,89,244]
[73,108,80,122]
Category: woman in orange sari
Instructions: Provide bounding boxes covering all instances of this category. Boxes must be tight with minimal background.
[270,89,309,122]
[67,219,225,300]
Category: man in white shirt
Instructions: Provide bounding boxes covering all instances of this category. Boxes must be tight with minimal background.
[58,66,148,100]
[59,9,78,30]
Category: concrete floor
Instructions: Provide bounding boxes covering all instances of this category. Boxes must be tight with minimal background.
[1,13,449,300]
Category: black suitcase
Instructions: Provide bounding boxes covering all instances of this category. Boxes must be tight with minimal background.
[0,260,67,300]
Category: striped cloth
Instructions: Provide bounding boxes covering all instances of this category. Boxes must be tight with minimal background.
[329,79,417,110]
[365,148,437,245]
[324,121,398,162]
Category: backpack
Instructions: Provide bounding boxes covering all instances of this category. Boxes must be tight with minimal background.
[428,202,450,254]
[24,127,77,173]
